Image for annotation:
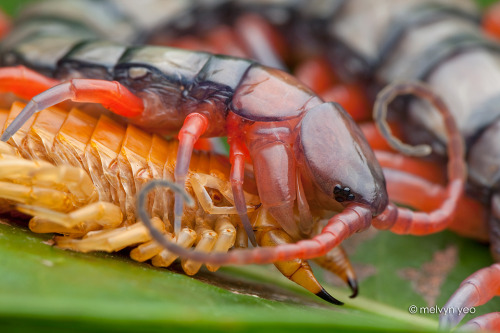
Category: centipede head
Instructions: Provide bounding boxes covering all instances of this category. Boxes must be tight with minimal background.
[295,102,388,215]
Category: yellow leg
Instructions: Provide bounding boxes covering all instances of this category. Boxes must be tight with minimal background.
[0,181,73,211]
[0,158,52,180]
[30,166,98,204]
[182,223,218,275]
[0,141,18,155]
[0,157,97,204]
[20,201,123,234]
[206,216,237,272]
[54,217,165,253]
[314,246,359,298]
[130,239,165,262]
[151,227,197,268]
[253,207,343,305]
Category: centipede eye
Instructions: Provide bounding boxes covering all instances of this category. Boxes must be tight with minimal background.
[333,184,355,203]
[333,184,342,194]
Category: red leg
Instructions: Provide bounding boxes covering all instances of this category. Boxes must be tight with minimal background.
[0,79,144,142]
[321,82,370,122]
[383,168,489,241]
[372,82,466,235]
[227,113,257,246]
[460,313,500,332]
[0,66,59,100]
[173,113,209,235]
[294,57,336,95]
[360,121,403,152]
[205,25,250,58]
[375,150,446,185]
[483,2,500,40]
[234,13,287,70]
[193,138,215,151]
[439,264,500,330]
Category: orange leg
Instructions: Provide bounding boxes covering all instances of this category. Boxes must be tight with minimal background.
[439,264,500,330]
[372,82,466,235]
[0,79,144,142]
[0,66,59,100]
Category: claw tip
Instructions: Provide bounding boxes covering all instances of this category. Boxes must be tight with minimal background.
[347,276,359,298]
[316,288,343,305]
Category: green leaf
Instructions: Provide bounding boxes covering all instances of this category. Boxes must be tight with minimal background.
[1,220,498,333]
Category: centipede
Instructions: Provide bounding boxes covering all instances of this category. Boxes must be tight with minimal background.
[0,0,468,313]
[0,99,365,304]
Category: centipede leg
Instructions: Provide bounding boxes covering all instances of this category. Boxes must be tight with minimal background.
[459,313,500,332]
[0,66,59,100]
[234,14,287,70]
[20,201,123,234]
[383,168,488,241]
[227,118,257,246]
[314,246,359,298]
[173,113,208,235]
[253,207,342,305]
[489,194,500,262]
[439,264,500,330]
[0,79,144,142]
[375,150,446,185]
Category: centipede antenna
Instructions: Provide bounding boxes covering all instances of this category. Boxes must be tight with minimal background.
[232,180,257,247]
[138,180,195,252]
[373,82,432,157]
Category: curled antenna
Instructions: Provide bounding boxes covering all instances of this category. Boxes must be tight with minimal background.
[137,179,228,263]
[373,81,433,157]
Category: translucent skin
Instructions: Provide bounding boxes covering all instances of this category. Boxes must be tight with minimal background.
[228,65,387,238]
